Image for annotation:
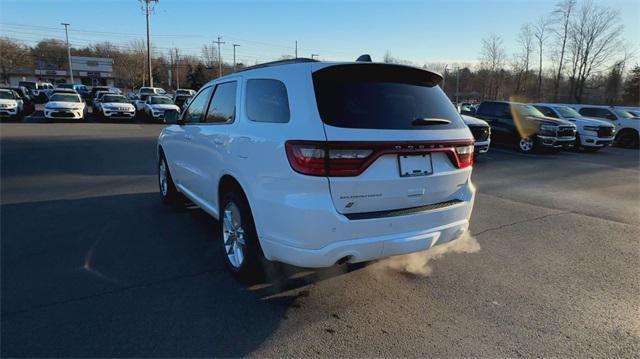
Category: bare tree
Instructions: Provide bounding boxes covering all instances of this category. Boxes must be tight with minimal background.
[514,24,534,94]
[533,16,550,101]
[479,34,506,99]
[0,37,31,84]
[550,0,577,101]
[569,1,624,102]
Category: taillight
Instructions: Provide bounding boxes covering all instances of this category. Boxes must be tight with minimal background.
[455,145,474,168]
[285,140,474,177]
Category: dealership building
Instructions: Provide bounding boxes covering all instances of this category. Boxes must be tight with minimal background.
[7,56,115,87]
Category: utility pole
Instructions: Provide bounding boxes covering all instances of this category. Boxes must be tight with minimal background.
[141,0,157,87]
[61,23,73,83]
[455,67,460,105]
[212,36,225,78]
[311,54,319,60]
[174,48,180,89]
[442,65,449,97]
[295,40,298,59]
[232,44,240,72]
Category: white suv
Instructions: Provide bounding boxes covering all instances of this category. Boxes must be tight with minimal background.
[157,59,476,280]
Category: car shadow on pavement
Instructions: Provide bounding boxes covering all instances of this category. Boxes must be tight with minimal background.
[1,192,361,357]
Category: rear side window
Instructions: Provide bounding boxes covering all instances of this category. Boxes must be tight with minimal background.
[313,64,464,130]
[204,81,237,123]
[245,79,290,123]
[182,86,213,124]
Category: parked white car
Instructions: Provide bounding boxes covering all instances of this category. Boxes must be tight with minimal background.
[175,89,196,97]
[157,59,476,280]
[563,104,639,148]
[0,89,23,119]
[144,95,180,121]
[99,94,136,120]
[461,115,490,154]
[44,93,86,121]
[532,103,616,152]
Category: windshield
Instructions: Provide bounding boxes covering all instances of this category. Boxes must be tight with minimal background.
[313,64,464,130]
[614,109,634,118]
[102,95,128,103]
[49,94,80,103]
[150,97,173,105]
[57,84,74,89]
[0,92,15,99]
[176,90,191,95]
[140,88,154,94]
[515,104,545,117]
[555,106,581,118]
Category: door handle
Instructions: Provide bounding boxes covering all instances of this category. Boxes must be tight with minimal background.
[184,134,193,141]
[213,138,224,145]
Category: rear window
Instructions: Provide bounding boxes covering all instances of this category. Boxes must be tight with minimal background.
[313,64,463,130]
[246,79,290,123]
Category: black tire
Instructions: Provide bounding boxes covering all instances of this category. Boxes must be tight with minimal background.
[518,137,536,153]
[158,154,184,207]
[616,130,639,149]
[219,189,265,282]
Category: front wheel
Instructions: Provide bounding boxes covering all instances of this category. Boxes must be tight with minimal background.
[616,130,639,149]
[158,155,184,207]
[219,190,265,282]
[518,137,536,153]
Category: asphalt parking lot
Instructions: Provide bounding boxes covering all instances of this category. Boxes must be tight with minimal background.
[1,118,639,357]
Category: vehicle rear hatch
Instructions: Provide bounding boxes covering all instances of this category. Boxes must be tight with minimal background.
[308,63,474,215]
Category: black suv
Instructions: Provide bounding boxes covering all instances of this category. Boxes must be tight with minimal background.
[474,101,576,153]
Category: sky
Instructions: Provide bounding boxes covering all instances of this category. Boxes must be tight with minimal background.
[1,0,638,67]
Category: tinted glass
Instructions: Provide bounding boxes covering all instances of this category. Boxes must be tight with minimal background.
[50,94,80,102]
[246,79,290,123]
[57,84,74,89]
[204,82,237,123]
[476,102,497,116]
[0,92,14,99]
[313,64,462,130]
[102,95,127,103]
[534,105,556,117]
[150,97,173,105]
[140,88,154,94]
[182,86,213,124]
[614,110,633,118]
[554,106,581,118]
[514,104,544,117]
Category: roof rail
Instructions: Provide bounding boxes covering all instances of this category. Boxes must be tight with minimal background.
[235,58,319,73]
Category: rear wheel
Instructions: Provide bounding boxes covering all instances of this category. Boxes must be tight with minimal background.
[219,190,265,282]
[518,137,536,153]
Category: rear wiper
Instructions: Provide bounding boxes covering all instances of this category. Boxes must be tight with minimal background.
[411,118,452,126]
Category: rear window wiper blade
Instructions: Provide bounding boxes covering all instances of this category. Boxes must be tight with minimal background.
[411,118,452,126]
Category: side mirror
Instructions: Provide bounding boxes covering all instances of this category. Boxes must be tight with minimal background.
[164,109,180,125]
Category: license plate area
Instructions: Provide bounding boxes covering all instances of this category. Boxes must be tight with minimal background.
[398,154,433,177]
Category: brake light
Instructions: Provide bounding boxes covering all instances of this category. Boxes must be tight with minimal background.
[455,145,474,168]
[285,140,474,177]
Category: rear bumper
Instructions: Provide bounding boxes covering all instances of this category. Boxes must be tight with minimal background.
[257,180,475,268]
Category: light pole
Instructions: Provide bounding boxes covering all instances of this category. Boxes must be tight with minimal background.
[212,36,225,77]
[141,0,158,87]
[61,23,73,83]
[232,44,240,72]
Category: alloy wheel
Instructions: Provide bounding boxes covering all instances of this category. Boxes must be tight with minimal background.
[222,202,246,269]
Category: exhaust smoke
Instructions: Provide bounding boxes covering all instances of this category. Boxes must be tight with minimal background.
[376,232,480,276]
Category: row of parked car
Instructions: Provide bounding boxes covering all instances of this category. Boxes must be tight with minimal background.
[458,101,639,152]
